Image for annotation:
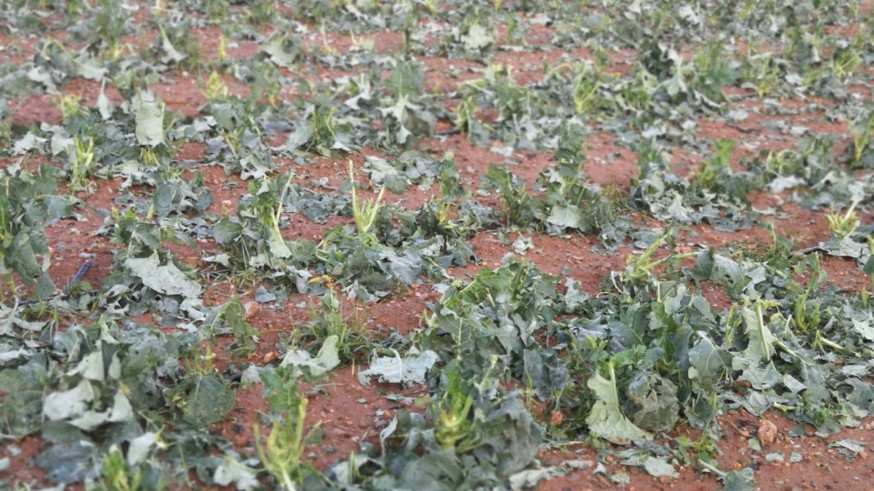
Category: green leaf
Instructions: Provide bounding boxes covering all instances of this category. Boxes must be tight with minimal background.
[73,53,107,81]
[722,467,756,491]
[369,248,423,285]
[35,438,98,484]
[709,254,745,292]
[562,278,589,312]
[127,431,159,466]
[481,395,543,475]
[508,467,564,491]
[863,255,874,274]
[365,156,409,194]
[626,372,679,433]
[214,456,260,490]
[212,219,243,245]
[266,231,293,260]
[851,317,874,342]
[184,374,235,426]
[277,122,313,153]
[643,456,678,478]
[97,83,114,119]
[688,332,728,386]
[0,368,44,436]
[43,380,95,422]
[357,348,439,386]
[261,33,301,68]
[13,132,47,154]
[692,248,714,280]
[586,363,652,445]
[68,391,134,431]
[461,23,493,52]
[159,26,187,64]
[67,351,104,381]
[741,305,776,363]
[279,335,341,377]
[547,205,583,229]
[735,360,781,391]
[133,91,165,147]
[124,253,202,299]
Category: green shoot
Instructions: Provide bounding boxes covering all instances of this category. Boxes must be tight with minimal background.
[67,136,96,192]
[298,285,368,364]
[572,69,600,114]
[249,0,276,24]
[217,34,228,61]
[58,94,85,124]
[253,173,295,261]
[255,377,309,491]
[826,200,860,240]
[485,163,539,228]
[831,42,862,82]
[202,71,228,101]
[349,160,385,237]
[849,110,874,167]
[695,139,735,190]
[454,95,478,134]
[624,234,690,281]
[98,445,143,491]
[435,369,475,450]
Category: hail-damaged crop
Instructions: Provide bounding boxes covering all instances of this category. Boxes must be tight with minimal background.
[5,1,874,489]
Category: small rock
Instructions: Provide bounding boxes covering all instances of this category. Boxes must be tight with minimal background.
[244,301,260,320]
[550,410,564,426]
[758,419,778,447]
[262,351,278,364]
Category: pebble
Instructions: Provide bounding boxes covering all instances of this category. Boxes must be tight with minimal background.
[550,410,564,426]
[758,419,778,447]
[244,301,260,320]
[262,351,278,364]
